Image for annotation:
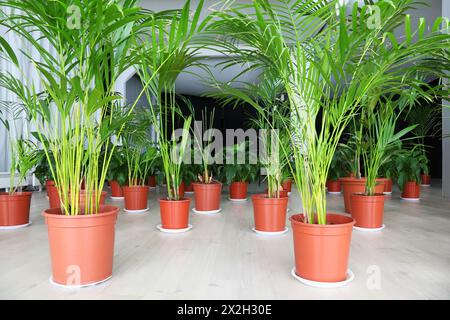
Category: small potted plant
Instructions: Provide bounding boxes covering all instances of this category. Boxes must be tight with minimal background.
[396,147,426,201]
[136,0,203,231]
[349,103,415,230]
[122,110,158,213]
[220,141,259,202]
[106,146,127,200]
[191,109,223,214]
[0,105,40,229]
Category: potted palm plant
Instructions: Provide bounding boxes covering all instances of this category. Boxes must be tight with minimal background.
[106,146,127,200]
[0,104,40,229]
[350,102,415,230]
[220,141,259,202]
[207,0,450,285]
[122,109,158,213]
[191,108,223,214]
[405,101,441,187]
[0,0,153,286]
[136,0,204,231]
[396,146,427,201]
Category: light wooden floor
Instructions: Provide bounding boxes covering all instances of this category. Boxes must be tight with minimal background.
[1,182,449,300]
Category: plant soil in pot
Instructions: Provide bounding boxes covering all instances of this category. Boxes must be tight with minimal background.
[192,182,222,212]
[339,177,385,213]
[421,174,431,186]
[123,185,149,211]
[0,192,32,227]
[350,193,385,229]
[326,179,341,193]
[159,198,191,230]
[43,205,119,287]
[290,213,355,283]
[402,181,421,200]
[252,194,288,233]
[229,181,248,200]
[147,175,157,188]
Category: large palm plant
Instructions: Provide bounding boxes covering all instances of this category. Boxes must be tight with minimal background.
[205,0,450,225]
[0,0,157,214]
[135,0,206,200]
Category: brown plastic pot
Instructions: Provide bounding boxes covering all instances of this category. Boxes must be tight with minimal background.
[159,198,191,229]
[282,179,292,193]
[339,177,385,213]
[192,182,222,211]
[147,175,157,188]
[402,181,420,199]
[264,188,289,198]
[47,185,61,209]
[350,193,385,228]
[326,179,341,193]
[185,183,194,192]
[230,181,248,200]
[123,185,149,211]
[290,213,355,282]
[77,190,107,212]
[0,192,32,227]
[421,174,431,186]
[384,178,393,194]
[46,180,55,196]
[109,180,123,198]
[252,194,288,232]
[43,205,119,286]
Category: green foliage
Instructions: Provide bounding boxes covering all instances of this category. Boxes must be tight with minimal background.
[328,145,351,181]
[218,142,259,185]
[395,146,428,190]
[106,146,128,186]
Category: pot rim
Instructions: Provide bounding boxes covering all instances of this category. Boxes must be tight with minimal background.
[350,193,385,198]
[123,185,150,190]
[42,205,119,219]
[158,198,191,203]
[252,193,288,200]
[289,213,355,228]
[192,181,223,186]
[0,191,33,197]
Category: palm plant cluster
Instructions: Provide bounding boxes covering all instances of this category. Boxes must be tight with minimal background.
[0,0,446,216]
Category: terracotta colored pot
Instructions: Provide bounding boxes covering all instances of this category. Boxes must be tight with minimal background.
[47,185,61,209]
[252,194,288,232]
[185,183,194,192]
[350,193,385,228]
[159,198,191,229]
[384,178,393,193]
[46,180,55,196]
[421,174,431,186]
[77,190,107,212]
[290,213,355,282]
[0,192,32,227]
[264,188,289,198]
[43,205,118,286]
[402,181,420,199]
[123,185,149,210]
[192,182,222,211]
[339,177,385,213]
[109,180,123,198]
[230,181,248,200]
[147,175,157,188]
[80,179,86,190]
[326,179,341,193]
[282,179,292,193]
